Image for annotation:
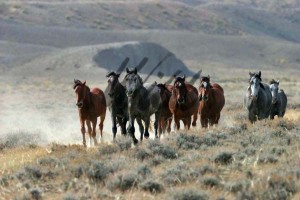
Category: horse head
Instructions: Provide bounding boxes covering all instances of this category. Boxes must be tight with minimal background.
[173,75,186,104]
[199,76,212,102]
[106,71,120,97]
[248,71,264,101]
[269,79,280,104]
[73,79,90,108]
[125,67,143,97]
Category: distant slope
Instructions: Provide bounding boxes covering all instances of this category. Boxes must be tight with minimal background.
[9,41,194,80]
[0,1,239,34]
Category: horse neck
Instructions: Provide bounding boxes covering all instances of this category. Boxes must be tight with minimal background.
[83,87,92,109]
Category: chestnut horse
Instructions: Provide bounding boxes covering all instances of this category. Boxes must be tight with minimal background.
[169,75,199,130]
[157,83,173,137]
[198,76,225,128]
[73,80,106,147]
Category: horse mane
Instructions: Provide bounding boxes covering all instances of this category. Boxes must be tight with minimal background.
[73,79,90,92]
[106,71,120,78]
[73,79,82,89]
[201,76,210,83]
[269,79,277,84]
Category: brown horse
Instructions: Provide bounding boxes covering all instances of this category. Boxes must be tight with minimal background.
[169,75,199,130]
[157,83,173,137]
[73,79,106,147]
[198,76,225,128]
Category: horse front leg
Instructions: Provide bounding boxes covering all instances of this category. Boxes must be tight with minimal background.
[167,117,172,133]
[144,116,150,139]
[154,110,161,139]
[174,115,180,131]
[99,113,105,141]
[192,110,197,127]
[127,116,138,144]
[200,114,208,128]
[186,116,192,130]
[86,120,92,147]
[91,118,98,146]
[80,118,86,147]
[136,118,144,141]
[111,113,117,141]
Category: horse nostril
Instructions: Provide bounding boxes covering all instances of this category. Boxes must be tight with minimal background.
[76,102,83,108]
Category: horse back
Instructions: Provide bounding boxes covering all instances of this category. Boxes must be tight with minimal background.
[212,83,224,94]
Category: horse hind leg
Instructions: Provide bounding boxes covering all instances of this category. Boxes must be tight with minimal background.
[154,111,161,139]
[167,118,172,133]
[99,113,106,143]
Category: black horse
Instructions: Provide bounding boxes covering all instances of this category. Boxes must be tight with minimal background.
[106,71,128,140]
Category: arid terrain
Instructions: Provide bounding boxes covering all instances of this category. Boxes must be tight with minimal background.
[0,0,300,199]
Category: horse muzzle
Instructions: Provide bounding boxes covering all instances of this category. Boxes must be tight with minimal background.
[177,98,185,104]
[250,95,257,101]
[126,90,134,97]
[272,98,277,104]
[76,101,83,108]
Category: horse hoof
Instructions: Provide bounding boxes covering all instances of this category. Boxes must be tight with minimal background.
[192,122,196,126]
[133,139,138,145]
[144,133,150,139]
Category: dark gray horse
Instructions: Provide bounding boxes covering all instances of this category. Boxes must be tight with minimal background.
[269,79,287,119]
[106,71,128,140]
[244,71,272,123]
[125,67,162,144]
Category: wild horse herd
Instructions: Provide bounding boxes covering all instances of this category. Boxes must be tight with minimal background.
[73,63,287,147]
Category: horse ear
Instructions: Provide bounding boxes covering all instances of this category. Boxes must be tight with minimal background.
[182,75,185,81]
[126,68,129,73]
[258,71,261,77]
[208,75,210,80]
[83,81,86,85]
[277,80,280,85]
[134,67,137,74]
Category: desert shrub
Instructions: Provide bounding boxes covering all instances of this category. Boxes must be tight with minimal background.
[147,140,177,159]
[172,189,208,200]
[137,165,151,177]
[176,133,218,150]
[198,165,214,175]
[115,137,132,151]
[202,176,220,188]
[63,194,79,200]
[16,166,42,181]
[149,155,165,166]
[140,179,164,193]
[0,175,12,187]
[88,161,113,183]
[236,191,256,200]
[162,163,200,186]
[135,147,151,161]
[97,191,115,200]
[244,147,256,156]
[108,172,140,191]
[225,180,250,193]
[228,123,247,135]
[99,144,119,155]
[29,188,43,200]
[258,154,278,164]
[271,147,286,156]
[214,152,233,165]
[0,132,40,149]
[71,165,85,178]
[38,156,61,167]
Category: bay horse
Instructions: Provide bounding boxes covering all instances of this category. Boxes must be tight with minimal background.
[157,83,173,137]
[269,79,287,119]
[125,67,162,144]
[169,75,199,130]
[244,71,272,123]
[73,79,106,147]
[106,71,128,140]
[198,75,225,128]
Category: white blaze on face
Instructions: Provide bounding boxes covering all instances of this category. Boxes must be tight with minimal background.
[203,82,207,88]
